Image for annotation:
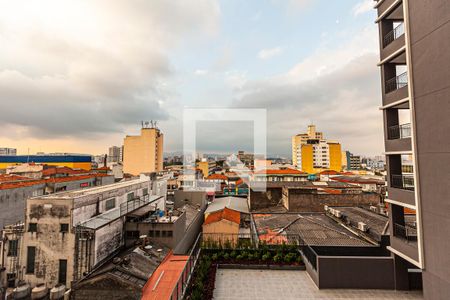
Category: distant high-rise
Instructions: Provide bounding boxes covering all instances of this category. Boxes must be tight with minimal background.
[375,0,450,296]
[123,125,163,176]
[108,146,122,163]
[292,125,341,173]
[0,147,17,156]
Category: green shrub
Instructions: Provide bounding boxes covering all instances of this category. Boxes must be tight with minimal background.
[296,255,302,264]
[211,253,218,261]
[236,254,243,260]
[223,252,230,260]
[273,254,282,263]
[230,250,237,258]
[247,253,254,260]
[262,254,270,261]
[284,253,296,263]
[241,251,248,259]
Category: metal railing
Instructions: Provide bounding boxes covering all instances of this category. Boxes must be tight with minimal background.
[384,22,405,47]
[386,71,408,93]
[301,245,317,271]
[391,174,415,191]
[388,123,411,139]
[169,233,202,300]
[393,223,417,243]
[119,194,151,216]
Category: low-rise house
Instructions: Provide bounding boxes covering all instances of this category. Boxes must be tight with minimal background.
[203,207,241,244]
[252,168,308,182]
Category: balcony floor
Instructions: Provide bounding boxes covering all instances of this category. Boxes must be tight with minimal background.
[214,269,423,299]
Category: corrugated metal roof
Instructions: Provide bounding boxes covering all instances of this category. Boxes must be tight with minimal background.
[205,196,249,214]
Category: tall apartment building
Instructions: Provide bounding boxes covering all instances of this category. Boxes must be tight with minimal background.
[107,145,123,163]
[197,159,216,178]
[0,148,17,156]
[292,125,341,173]
[123,125,163,176]
[375,0,450,297]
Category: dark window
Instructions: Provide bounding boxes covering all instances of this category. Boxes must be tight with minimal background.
[149,231,154,237]
[161,231,167,237]
[60,223,69,233]
[28,223,37,232]
[154,230,160,237]
[26,247,36,274]
[167,231,173,238]
[58,259,67,285]
[143,188,148,196]
[7,240,18,257]
[105,198,116,211]
[126,231,140,238]
[127,192,135,201]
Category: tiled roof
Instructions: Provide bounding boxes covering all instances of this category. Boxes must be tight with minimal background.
[204,207,241,226]
[254,169,305,175]
[0,174,31,182]
[0,174,109,190]
[45,174,109,184]
[330,176,385,185]
[142,251,189,300]
[42,166,88,176]
[205,174,228,180]
[0,179,46,190]
[205,196,249,214]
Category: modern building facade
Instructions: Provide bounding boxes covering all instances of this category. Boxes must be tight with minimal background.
[375,0,450,297]
[292,125,342,173]
[123,125,164,176]
[196,160,216,178]
[107,146,123,163]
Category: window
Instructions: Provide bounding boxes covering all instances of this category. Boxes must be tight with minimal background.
[167,231,173,238]
[161,231,167,237]
[154,230,160,237]
[60,223,69,233]
[8,240,18,257]
[28,223,37,232]
[105,198,116,211]
[126,231,140,238]
[149,230,154,237]
[58,259,67,285]
[26,247,36,274]
[143,188,148,196]
[127,192,135,201]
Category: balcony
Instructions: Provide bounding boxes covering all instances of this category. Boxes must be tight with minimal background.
[391,174,414,191]
[383,23,405,48]
[388,123,411,140]
[386,72,408,94]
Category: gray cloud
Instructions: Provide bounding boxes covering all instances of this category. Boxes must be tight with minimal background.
[0,0,220,139]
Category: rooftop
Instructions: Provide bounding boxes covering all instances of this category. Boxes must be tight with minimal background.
[253,168,306,175]
[204,207,241,226]
[330,175,385,185]
[205,196,249,215]
[253,213,373,247]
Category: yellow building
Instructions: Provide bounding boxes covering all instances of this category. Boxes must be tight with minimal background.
[292,125,342,173]
[0,155,92,170]
[197,160,216,178]
[123,127,163,176]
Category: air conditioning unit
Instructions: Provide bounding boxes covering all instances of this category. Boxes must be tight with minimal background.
[324,205,329,212]
[334,210,342,218]
[358,222,369,232]
[329,208,335,215]
[370,206,377,212]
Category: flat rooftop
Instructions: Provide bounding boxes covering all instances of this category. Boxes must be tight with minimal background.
[36,177,147,199]
[214,269,423,300]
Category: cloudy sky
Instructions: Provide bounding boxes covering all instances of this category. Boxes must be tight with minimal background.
[0,0,383,157]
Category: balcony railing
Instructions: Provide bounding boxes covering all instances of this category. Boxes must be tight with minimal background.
[393,223,417,243]
[388,123,411,140]
[383,23,405,47]
[391,174,414,191]
[386,71,408,93]
[301,245,317,271]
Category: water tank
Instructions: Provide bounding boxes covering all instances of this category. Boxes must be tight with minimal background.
[50,284,66,300]
[31,284,48,299]
[13,283,31,299]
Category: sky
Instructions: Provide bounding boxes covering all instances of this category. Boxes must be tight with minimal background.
[0,0,382,157]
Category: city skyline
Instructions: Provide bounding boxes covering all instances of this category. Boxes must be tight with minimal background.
[0,0,382,157]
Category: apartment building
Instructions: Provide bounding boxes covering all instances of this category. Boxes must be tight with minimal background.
[123,124,164,176]
[0,148,17,156]
[292,125,342,173]
[375,0,450,297]
[107,145,123,163]
[196,159,216,178]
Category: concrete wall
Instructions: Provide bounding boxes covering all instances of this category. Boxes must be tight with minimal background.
[94,219,123,265]
[173,202,206,255]
[249,187,282,210]
[0,184,45,228]
[173,190,207,209]
[316,256,395,289]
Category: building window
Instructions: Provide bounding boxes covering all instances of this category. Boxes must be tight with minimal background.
[126,231,140,238]
[28,223,37,232]
[143,188,148,196]
[58,259,67,285]
[8,240,18,257]
[154,230,160,237]
[161,231,167,237]
[149,230,154,237]
[60,223,69,233]
[26,247,36,274]
[127,192,135,201]
[167,231,173,238]
[105,198,116,211]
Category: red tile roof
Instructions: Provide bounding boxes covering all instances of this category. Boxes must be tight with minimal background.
[204,207,241,226]
[45,174,109,184]
[42,166,88,176]
[0,174,109,190]
[205,174,228,181]
[0,180,46,190]
[0,174,31,182]
[141,251,189,300]
[254,168,305,175]
[319,170,341,175]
